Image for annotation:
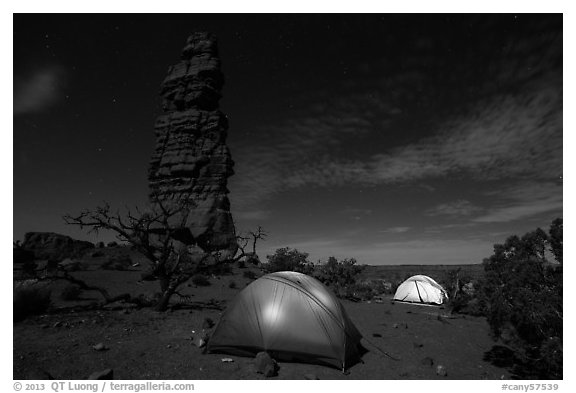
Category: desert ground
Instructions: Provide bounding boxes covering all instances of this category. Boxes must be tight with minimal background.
[13,247,510,380]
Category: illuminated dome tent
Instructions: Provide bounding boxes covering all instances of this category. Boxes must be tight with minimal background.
[393,275,448,305]
[207,271,364,370]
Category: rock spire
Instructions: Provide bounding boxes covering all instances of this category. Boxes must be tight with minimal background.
[148,32,237,257]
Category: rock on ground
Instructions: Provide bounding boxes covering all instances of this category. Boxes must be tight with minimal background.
[88,369,114,380]
[436,365,448,376]
[254,352,279,378]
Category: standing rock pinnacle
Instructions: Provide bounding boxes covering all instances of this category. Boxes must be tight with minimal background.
[148,32,237,257]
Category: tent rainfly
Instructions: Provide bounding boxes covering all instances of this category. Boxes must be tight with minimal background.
[207,271,364,370]
[393,274,448,305]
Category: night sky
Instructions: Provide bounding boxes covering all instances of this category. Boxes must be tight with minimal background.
[13,14,563,265]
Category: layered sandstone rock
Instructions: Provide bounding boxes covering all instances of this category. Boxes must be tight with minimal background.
[21,232,94,261]
[148,32,237,257]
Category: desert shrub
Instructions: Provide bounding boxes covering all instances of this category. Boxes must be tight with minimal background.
[60,284,82,301]
[236,259,246,269]
[347,282,374,301]
[132,293,161,308]
[337,279,389,301]
[390,279,403,295]
[264,247,314,273]
[243,270,257,280]
[441,269,481,315]
[14,284,51,322]
[538,337,563,378]
[13,245,35,265]
[96,241,105,248]
[191,274,211,287]
[363,279,393,294]
[14,242,38,278]
[314,256,364,297]
[228,280,237,289]
[480,219,562,379]
[245,253,260,265]
[449,289,486,316]
[441,268,461,299]
[548,218,562,263]
[246,253,260,266]
[21,260,38,278]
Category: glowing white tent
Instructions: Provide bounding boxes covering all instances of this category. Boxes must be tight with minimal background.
[393,275,448,305]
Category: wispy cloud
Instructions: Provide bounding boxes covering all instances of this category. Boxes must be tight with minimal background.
[229,92,392,209]
[380,226,411,234]
[230,21,562,212]
[426,200,483,217]
[472,182,562,223]
[423,223,476,234]
[14,67,64,115]
[277,79,561,189]
[234,210,272,221]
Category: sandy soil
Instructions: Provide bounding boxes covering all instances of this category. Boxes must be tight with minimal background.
[13,251,509,380]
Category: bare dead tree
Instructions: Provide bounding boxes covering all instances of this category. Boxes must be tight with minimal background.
[62,197,220,311]
[232,225,267,264]
[248,226,267,256]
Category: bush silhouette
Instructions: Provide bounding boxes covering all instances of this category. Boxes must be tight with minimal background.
[314,256,364,298]
[265,248,313,273]
[14,284,51,322]
[481,219,562,379]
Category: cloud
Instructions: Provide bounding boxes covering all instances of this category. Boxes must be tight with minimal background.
[371,81,561,182]
[472,182,562,223]
[14,67,64,115]
[426,200,483,217]
[229,21,562,209]
[353,73,557,176]
[229,92,391,209]
[274,80,561,191]
[234,69,560,202]
[422,181,562,225]
[423,223,477,234]
[234,210,272,221]
[380,226,411,234]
